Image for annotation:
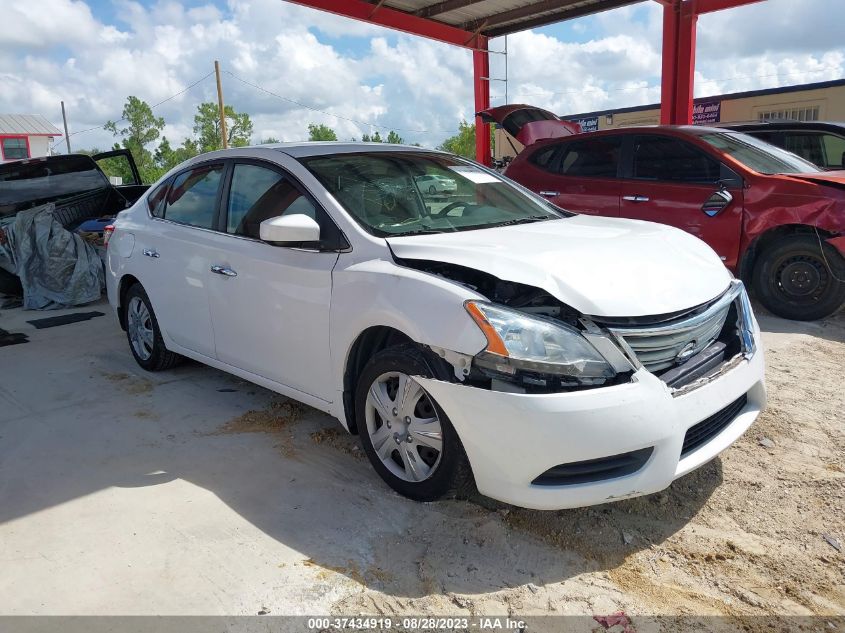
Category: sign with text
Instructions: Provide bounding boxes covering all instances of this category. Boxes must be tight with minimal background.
[693,100,721,125]
[569,116,599,133]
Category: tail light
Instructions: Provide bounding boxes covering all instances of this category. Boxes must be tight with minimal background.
[103,225,115,247]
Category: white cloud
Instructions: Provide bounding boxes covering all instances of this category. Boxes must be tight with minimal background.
[0,0,842,155]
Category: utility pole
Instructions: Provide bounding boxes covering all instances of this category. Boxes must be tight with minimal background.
[214,60,229,149]
[60,101,71,154]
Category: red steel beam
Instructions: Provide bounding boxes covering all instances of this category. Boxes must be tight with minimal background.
[659,0,763,124]
[284,0,482,48]
[694,0,765,14]
[473,36,491,166]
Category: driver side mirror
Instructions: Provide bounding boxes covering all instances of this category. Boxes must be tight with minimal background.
[259,214,320,244]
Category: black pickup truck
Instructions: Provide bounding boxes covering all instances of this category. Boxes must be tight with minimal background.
[0,149,148,295]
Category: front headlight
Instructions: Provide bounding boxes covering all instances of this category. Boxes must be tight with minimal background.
[465,301,615,380]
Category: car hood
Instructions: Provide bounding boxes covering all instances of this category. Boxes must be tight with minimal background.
[386,215,731,318]
[785,170,845,190]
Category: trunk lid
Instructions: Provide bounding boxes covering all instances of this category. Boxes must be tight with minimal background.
[477,105,581,147]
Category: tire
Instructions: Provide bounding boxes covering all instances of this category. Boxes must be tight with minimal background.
[752,233,845,321]
[355,344,473,502]
[123,283,183,371]
[0,268,22,296]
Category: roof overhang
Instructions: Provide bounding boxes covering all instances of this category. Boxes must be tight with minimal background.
[284,0,646,48]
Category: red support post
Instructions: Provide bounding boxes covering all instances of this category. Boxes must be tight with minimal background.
[659,1,679,124]
[660,0,697,125]
[473,36,491,166]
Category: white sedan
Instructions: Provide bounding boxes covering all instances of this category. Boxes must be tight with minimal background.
[106,143,765,510]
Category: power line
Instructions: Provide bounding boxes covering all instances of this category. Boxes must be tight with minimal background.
[51,71,215,151]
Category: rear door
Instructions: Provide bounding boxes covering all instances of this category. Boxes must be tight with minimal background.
[618,133,743,267]
[137,161,225,358]
[518,136,623,216]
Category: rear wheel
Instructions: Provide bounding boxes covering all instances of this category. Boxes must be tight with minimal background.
[123,283,183,371]
[752,234,845,321]
[355,344,473,502]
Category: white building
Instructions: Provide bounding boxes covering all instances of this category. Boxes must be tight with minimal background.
[0,114,62,163]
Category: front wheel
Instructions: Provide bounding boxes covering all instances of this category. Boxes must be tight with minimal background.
[355,345,473,502]
[752,234,845,321]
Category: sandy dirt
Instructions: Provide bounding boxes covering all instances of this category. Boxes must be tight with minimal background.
[1,302,841,625]
[209,310,845,622]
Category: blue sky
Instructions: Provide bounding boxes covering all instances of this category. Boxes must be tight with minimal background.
[2,0,843,151]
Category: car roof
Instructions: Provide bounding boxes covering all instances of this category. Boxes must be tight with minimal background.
[261,141,445,158]
[720,121,845,132]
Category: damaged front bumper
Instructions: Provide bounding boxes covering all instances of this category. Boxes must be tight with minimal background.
[416,327,765,510]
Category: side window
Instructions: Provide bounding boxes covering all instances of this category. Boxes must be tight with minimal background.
[227,163,318,239]
[164,165,223,229]
[782,132,826,167]
[225,162,347,249]
[146,180,170,218]
[632,136,721,183]
[821,133,845,169]
[556,138,622,178]
[530,144,563,171]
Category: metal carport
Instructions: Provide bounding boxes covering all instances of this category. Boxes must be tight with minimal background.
[283,0,764,164]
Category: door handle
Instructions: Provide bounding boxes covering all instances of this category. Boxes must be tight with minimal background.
[142,248,159,258]
[210,265,237,277]
[622,195,650,203]
[539,191,560,197]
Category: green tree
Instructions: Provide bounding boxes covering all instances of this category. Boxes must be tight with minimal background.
[371,131,383,143]
[193,102,254,152]
[104,96,165,183]
[386,131,404,144]
[260,136,280,144]
[307,123,338,141]
[154,136,199,175]
[437,120,475,158]
[361,133,371,142]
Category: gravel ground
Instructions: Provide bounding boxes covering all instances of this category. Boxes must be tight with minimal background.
[0,302,842,624]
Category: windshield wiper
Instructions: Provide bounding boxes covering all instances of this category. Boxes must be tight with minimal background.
[390,228,445,237]
[486,215,554,229]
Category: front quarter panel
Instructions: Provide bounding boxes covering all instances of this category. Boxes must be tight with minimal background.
[330,256,488,421]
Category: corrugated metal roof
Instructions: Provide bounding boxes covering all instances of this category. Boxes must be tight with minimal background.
[0,114,62,137]
[374,0,643,37]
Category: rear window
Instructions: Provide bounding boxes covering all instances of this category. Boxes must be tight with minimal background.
[0,156,110,217]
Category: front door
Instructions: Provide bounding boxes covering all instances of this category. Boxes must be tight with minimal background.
[206,160,341,402]
[618,134,743,268]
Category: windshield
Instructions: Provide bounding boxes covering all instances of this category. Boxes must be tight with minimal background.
[0,155,110,217]
[699,132,822,174]
[300,151,564,237]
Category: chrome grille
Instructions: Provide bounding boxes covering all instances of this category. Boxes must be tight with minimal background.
[607,286,740,373]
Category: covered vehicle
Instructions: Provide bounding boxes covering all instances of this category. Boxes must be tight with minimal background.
[503,124,845,321]
[0,149,147,296]
[106,142,764,511]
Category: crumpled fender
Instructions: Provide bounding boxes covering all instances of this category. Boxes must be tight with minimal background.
[328,257,488,424]
[743,195,845,256]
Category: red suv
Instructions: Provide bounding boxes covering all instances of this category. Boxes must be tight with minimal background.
[500,123,845,321]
